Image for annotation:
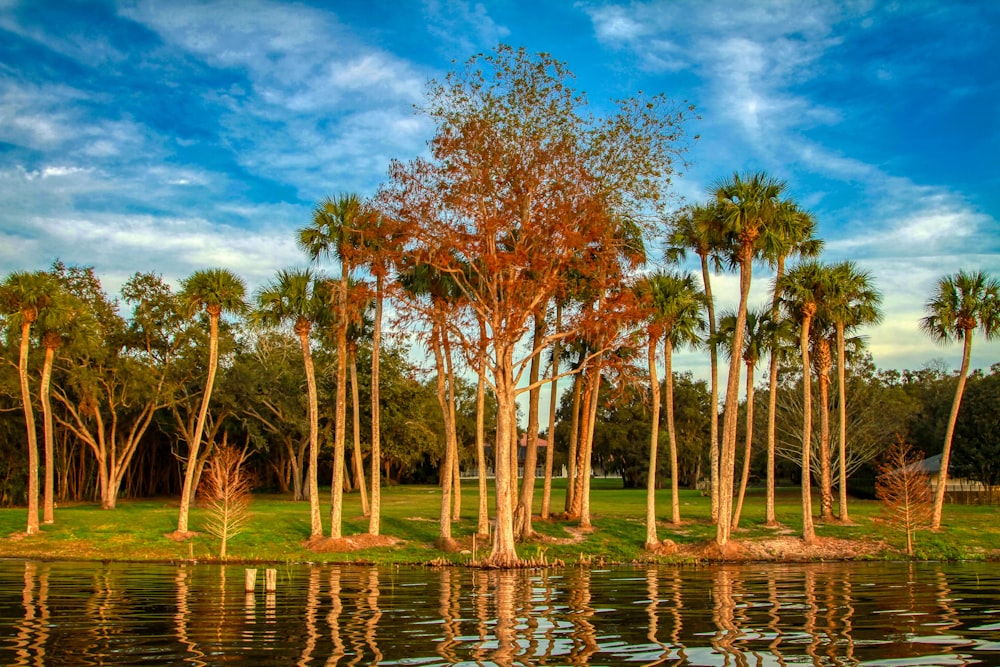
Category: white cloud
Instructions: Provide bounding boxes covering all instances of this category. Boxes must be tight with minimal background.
[423,0,511,55]
[120,0,431,198]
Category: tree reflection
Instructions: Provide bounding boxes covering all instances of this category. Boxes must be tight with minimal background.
[711,567,747,666]
[641,567,673,666]
[436,568,460,664]
[325,566,346,665]
[12,561,48,667]
[566,567,598,664]
[174,565,206,666]
[0,561,996,665]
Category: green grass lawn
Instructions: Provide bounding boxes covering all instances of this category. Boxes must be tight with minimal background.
[1,479,997,565]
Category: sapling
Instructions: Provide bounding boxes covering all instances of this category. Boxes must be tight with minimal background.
[199,442,253,558]
[876,436,933,556]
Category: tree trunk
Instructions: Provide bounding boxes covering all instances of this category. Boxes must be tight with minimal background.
[369,274,383,536]
[799,312,816,544]
[579,359,602,528]
[645,333,661,550]
[836,322,850,523]
[177,311,220,535]
[349,345,369,517]
[932,330,973,530]
[817,338,834,521]
[517,314,544,539]
[443,331,460,522]
[700,253,721,524]
[330,268,349,540]
[40,345,57,525]
[564,352,585,514]
[432,322,455,546]
[17,320,40,535]
[716,253,752,546]
[568,373,591,520]
[765,255,785,526]
[731,363,755,531]
[298,324,322,537]
[488,345,520,567]
[665,339,681,525]
[475,319,489,538]
[541,303,561,520]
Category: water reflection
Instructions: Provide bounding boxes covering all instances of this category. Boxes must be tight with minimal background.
[1,560,1000,665]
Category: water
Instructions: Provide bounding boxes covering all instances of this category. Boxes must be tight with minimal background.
[2,560,999,666]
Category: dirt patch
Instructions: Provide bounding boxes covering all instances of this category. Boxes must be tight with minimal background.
[535,524,592,546]
[305,534,402,553]
[164,530,197,542]
[681,535,889,562]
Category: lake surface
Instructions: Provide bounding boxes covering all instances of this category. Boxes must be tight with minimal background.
[2,559,999,665]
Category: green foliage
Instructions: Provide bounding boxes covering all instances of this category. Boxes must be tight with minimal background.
[590,372,710,489]
[952,365,1000,495]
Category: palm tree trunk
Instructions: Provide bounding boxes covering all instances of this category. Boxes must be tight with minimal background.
[665,338,681,525]
[517,314,545,539]
[17,320,40,535]
[569,371,591,520]
[442,328,460,522]
[299,328,322,537]
[349,346,369,516]
[564,352,585,513]
[330,271,349,540]
[432,321,455,546]
[799,314,816,544]
[700,254,721,523]
[932,330,973,530]
[541,303,562,520]
[645,333,661,549]
[717,254,752,546]
[475,318,489,538]
[40,345,56,525]
[817,339,834,521]
[836,323,850,523]
[731,363,755,531]
[579,359,603,529]
[177,312,220,535]
[765,256,785,526]
[369,274,383,536]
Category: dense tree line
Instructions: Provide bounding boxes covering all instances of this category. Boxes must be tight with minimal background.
[1,46,997,564]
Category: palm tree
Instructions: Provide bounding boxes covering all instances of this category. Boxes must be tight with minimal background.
[638,270,705,547]
[666,203,725,522]
[253,268,326,538]
[345,287,374,517]
[0,270,58,535]
[715,305,770,531]
[760,204,822,525]
[175,268,247,537]
[712,171,789,546]
[777,260,830,544]
[920,270,999,530]
[398,262,463,548]
[356,207,405,537]
[826,261,881,523]
[811,316,837,521]
[299,193,367,540]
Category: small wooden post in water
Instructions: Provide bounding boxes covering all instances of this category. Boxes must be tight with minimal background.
[245,568,258,593]
[265,568,277,593]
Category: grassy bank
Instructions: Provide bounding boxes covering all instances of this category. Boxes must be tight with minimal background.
[1,479,997,564]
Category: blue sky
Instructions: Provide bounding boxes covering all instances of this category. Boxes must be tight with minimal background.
[2,0,998,382]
